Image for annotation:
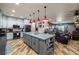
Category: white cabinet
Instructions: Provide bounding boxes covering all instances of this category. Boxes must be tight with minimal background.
[7,17,16,28]
[20,32,23,37]
[24,20,30,25]
[0,14,26,28]
[2,16,7,28]
[16,19,24,28]
[31,23,35,32]
[7,32,13,40]
[0,13,2,28]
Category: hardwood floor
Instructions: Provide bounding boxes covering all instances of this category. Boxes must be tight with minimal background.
[54,40,79,55]
[6,39,37,55]
[5,38,79,55]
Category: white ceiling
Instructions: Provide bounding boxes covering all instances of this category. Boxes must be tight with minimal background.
[0,3,79,22]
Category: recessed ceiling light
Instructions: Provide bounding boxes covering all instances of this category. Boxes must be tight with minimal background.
[16,3,20,5]
[57,17,62,22]
[11,14,14,16]
[12,10,15,13]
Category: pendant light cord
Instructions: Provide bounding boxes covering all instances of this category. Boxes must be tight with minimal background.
[37,10,40,20]
[44,6,47,18]
[33,12,35,20]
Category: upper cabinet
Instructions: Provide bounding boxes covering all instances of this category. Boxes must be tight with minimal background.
[24,19,31,25]
[16,19,24,28]
[7,17,24,28]
[7,17,16,28]
[0,13,2,28]
[0,13,26,28]
[2,16,7,28]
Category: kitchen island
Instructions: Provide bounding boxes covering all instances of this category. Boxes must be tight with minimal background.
[23,32,55,55]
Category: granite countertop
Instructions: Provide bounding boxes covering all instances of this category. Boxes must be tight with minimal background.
[23,32,55,40]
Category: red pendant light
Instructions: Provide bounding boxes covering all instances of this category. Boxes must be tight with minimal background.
[33,20,35,22]
[42,17,48,21]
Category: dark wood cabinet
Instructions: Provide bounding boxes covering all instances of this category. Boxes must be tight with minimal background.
[72,31,79,40]
[24,25,31,32]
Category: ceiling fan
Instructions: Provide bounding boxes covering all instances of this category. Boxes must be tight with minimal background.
[64,10,79,18]
[73,10,79,16]
[72,10,79,22]
[61,10,79,23]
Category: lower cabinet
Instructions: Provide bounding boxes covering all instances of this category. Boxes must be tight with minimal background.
[39,40,47,54]
[0,37,7,55]
[23,33,54,55]
[31,38,35,50]
[20,32,23,38]
[35,39,39,53]
[7,32,13,40]
[31,37,39,53]
[39,38,54,55]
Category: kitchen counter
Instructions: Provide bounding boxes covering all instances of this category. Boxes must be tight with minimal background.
[23,32,54,40]
[23,32,55,55]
